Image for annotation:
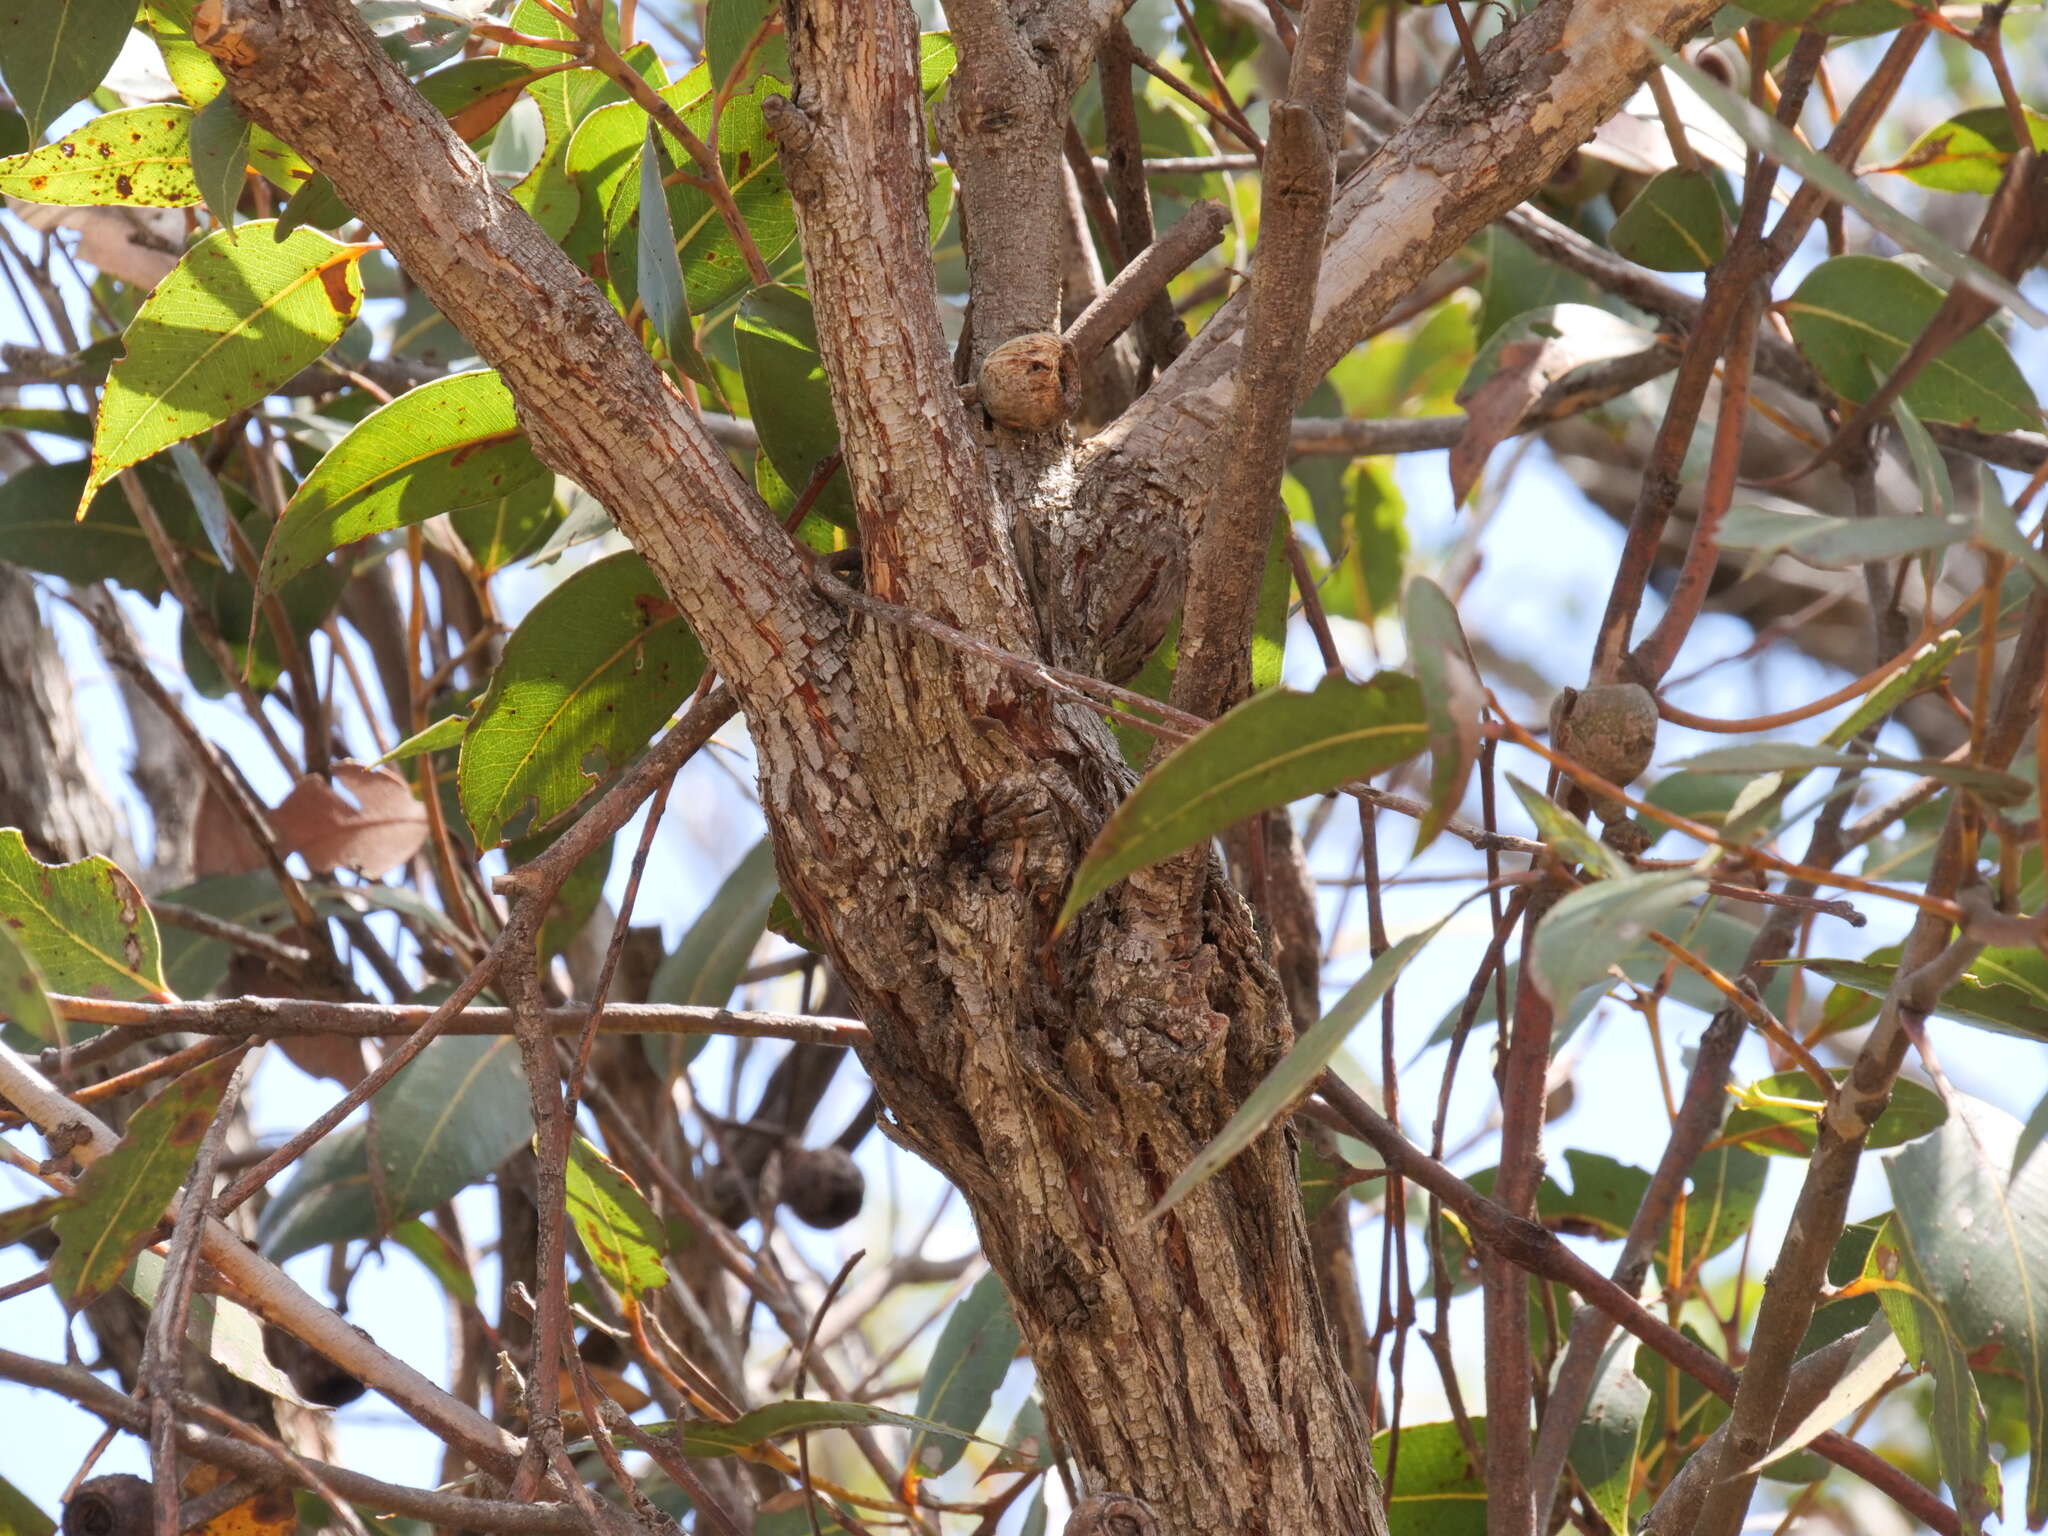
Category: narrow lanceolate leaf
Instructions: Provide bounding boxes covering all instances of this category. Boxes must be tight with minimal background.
[1724,1069,1946,1157]
[0,922,59,1043]
[377,713,468,765]
[0,105,199,206]
[50,1051,241,1306]
[187,90,250,231]
[126,1249,315,1406]
[563,1136,668,1297]
[648,837,779,1019]
[1155,919,1446,1217]
[262,369,546,591]
[1742,1321,1907,1474]
[1507,774,1625,879]
[1371,1419,1488,1536]
[635,1401,992,1460]
[635,123,692,361]
[1057,672,1428,931]
[1976,464,2048,590]
[1788,947,2048,1044]
[1403,577,1481,854]
[1883,1096,2048,1523]
[1569,1334,1650,1535]
[1681,742,2030,808]
[0,1471,55,1536]
[0,828,167,1000]
[459,552,705,846]
[1893,106,2048,195]
[1717,499,1969,568]
[0,0,139,139]
[1608,166,1731,272]
[1649,42,2047,329]
[911,1273,1020,1477]
[1779,257,2038,432]
[1529,870,1707,1005]
[85,224,368,511]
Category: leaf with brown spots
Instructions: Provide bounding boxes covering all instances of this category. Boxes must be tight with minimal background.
[49,1050,242,1307]
[0,828,168,1002]
[269,762,429,879]
[181,1461,297,1536]
[81,222,368,513]
[0,106,202,206]
[563,1135,669,1297]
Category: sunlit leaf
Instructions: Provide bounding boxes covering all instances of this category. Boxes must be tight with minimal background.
[1058,673,1428,930]
[0,105,199,206]
[85,224,368,510]
[564,1135,669,1297]
[1608,166,1733,272]
[262,369,547,591]
[51,1051,241,1306]
[1787,947,2048,1044]
[1894,106,2048,195]
[459,552,705,846]
[1725,1069,1947,1157]
[0,1471,54,1536]
[0,828,167,1001]
[911,1273,1019,1477]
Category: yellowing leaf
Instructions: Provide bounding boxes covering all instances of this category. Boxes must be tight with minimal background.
[0,106,200,206]
[0,828,167,1001]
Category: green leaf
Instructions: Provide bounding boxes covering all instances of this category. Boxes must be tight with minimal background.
[388,1217,477,1305]
[1895,105,2048,195]
[1736,0,1910,33]
[1251,512,1290,693]
[0,828,167,1000]
[1674,1142,1767,1269]
[1403,577,1480,853]
[0,1472,54,1536]
[1725,1069,1947,1157]
[0,1193,73,1250]
[0,921,59,1044]
[1568,1333,1650,1534]
[1976,464,2048,591]
[378,713,469,765]
[1371,1418,1488,1535]
[1608,166,1732,272]
[451,473,558,574]
[635,122,692,361]
[707,0,775,90]
[188,89,249,231]
[0,460,181,597]
[735,285,853,528]
[125,1247,316,1407]
[1882,1096,2048,1523]
[910,1273,1020,1476]
[1529,870,1707,1006]
[0,0,139,139]
[459,552,705,846]
[152,873,288,999]
[1507,774,1626,879]
[632,1399,992,1460]
[85,223,368,509]
[564,1135,669,1297]
[0,104,199,205]
[1346,459,1407,619]
[1058,672,1428,930]
[51,1051,240,1306]
[1718,499,1970,567]
[1676,743,2030,809]
[1155,920,1446,1216]
[1780,257,2037,432]
[1787,948,2048,1044]
[1651,43,2048,330]
[257,1036,532,1258]
[261,369,546,591]
[649,837,778,1009]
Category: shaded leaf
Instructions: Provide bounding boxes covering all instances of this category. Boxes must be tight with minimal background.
[735,286,853,528]
[564,1135,669,1297]
[1057,672,1428,930]
[1894,105,2048,195]
[1529,870,1707,1006]
[911,1273,1020,1477]
[1404,577,1480,853]
[125,1248,317,1407]
[0,105,198,206]
[268,761,428,879]
[1507,774,1625,879]
[0,827,167,1000]
[1976,463,2048,591]
[85,224,368,509]
[261,369,547,591]
[1718,498,1970,568]
[1676,742,2029,808]
[0,920,59,1043]
[1674,1141,1768,1269]
[0,460,180,596]
[188,91,249,231]
[0,0,138,139]
[51,1051,241,1306]
[1725,1069,1947,1157]
[451,473,557,574]
[1744,1320,1907,1474]
[257,1036,532,1258]
[1608,165,1732,271]
[649,838,778,1009]
[1568,1334,1650,1533]
[640,1399,992,1460]
[1155,920,1445,1216]
[0,1193,73,1250]
[635,122,693,362]
[459,552,705,846]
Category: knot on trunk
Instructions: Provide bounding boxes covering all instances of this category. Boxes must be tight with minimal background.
[978,334,1078,433]
[191,0,263,69]
[1066,1492,1161,1536]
